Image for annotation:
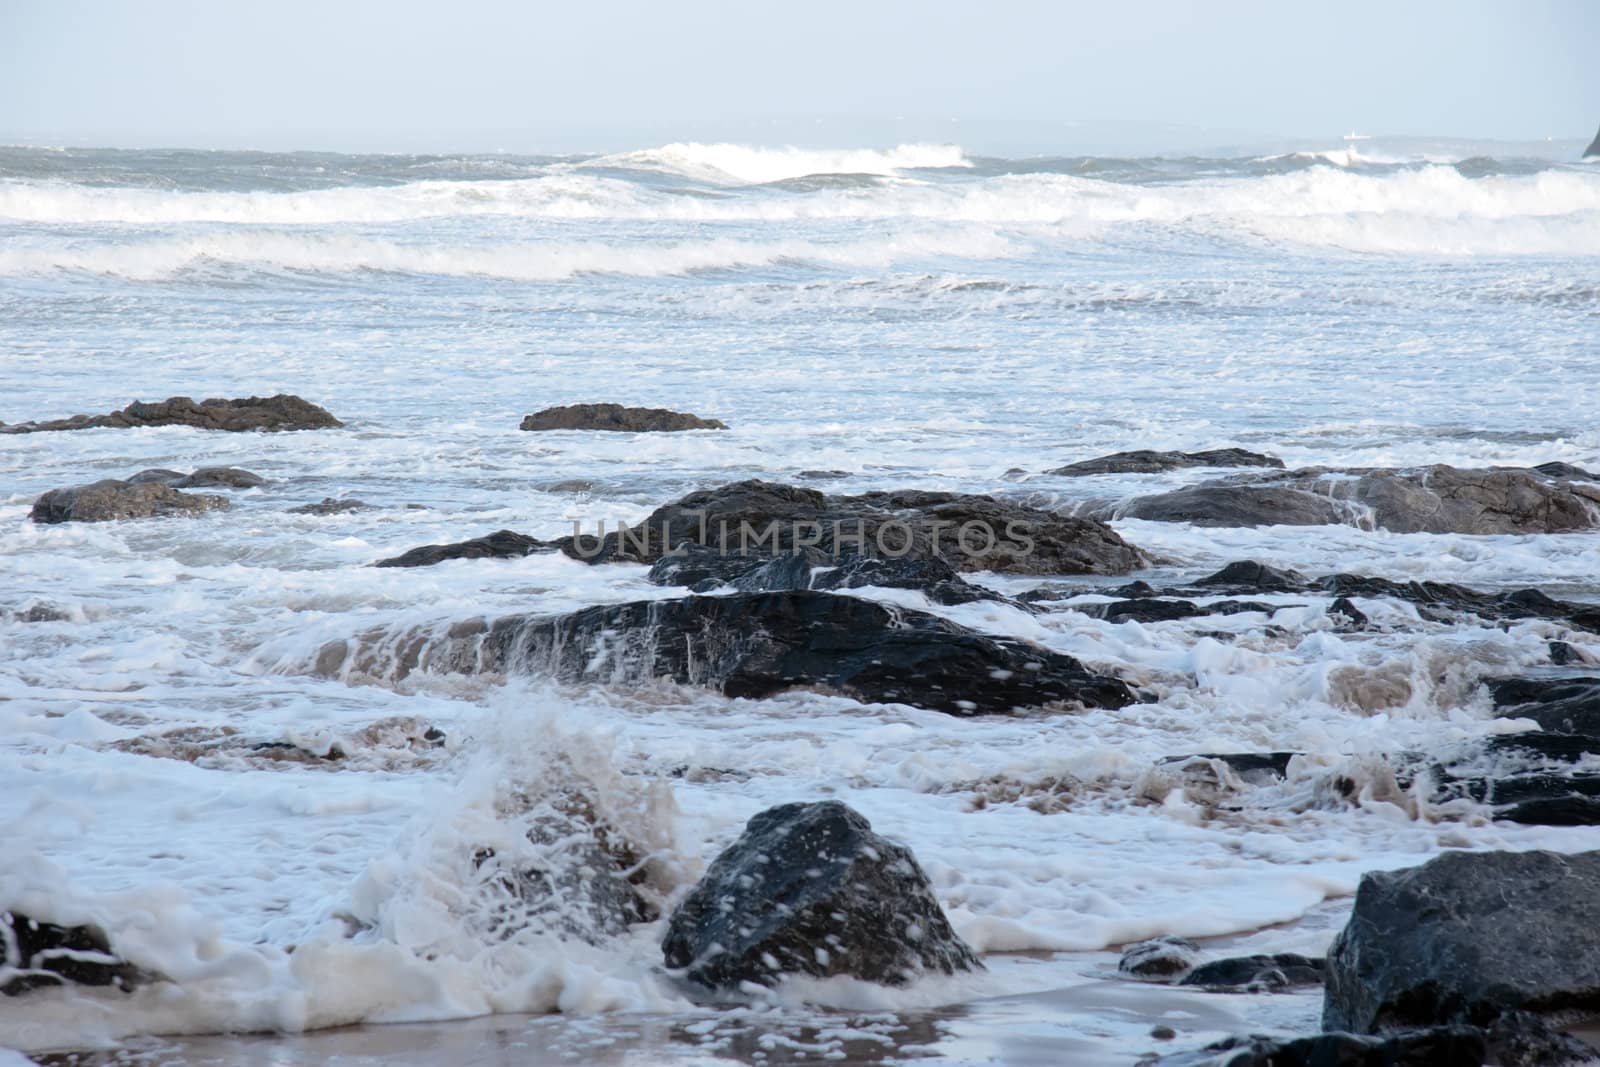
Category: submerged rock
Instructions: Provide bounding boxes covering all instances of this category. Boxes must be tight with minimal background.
[374,529,555,568]
[1324,849,1600,1033]
[317,590,1136,715]
[1,912,148,996]
[1,394,342,433]
[1118,936,1202,980]
[129,466,265,489]
[518,403,727,432]
[1178,953,1324,992]
[289,497,373,515]
[1048,448,1284,476]
[661,801,981,989]
[30,479,230,524]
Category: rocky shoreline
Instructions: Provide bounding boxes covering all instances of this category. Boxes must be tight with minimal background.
[9,410,1600,1064]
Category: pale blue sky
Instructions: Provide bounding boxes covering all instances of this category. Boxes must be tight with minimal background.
[2,0,1596,152]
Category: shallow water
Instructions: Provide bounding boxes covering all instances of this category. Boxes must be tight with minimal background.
[2,138,1599,1063]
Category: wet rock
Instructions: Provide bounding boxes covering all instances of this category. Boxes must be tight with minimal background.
[809,555,1006,607]
[1488,676,1600,736]
[1,394,342,433]
[1549,641,1580,666]
[518,403,727,432]
[30,479,230,524]
[1106,465,1600,535]
[1149,1027,1486,1067]
[1328,597,1370,630]
[1324,849,1600,1033]
[729,553,813,593]
[1178,953,1324,991]
[173,466,265,488]
[1118,936,1201,980]
[289,497,373,515]
[9,602,72,624]
[1411,733,1600,824]
[1111,484,1347,527]
[571,479,1148,577]
[1486,1010,1600,1067]
[1048,448,1284,476]
[374,529,555,568]
[661,801,981,989]
[1534,462,1599,481]
[1319,575,1600,633]
[646,544,775,588]
[322,590,1137,715]
[126,468,187,485]
[1194,561,1308,593]
[1,912,147,996]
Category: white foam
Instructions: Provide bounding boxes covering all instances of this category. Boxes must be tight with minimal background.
[592,142,972,183]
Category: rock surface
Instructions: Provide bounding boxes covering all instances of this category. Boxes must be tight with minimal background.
[1,911,147,996]
[318,590,1136,715]
[1,394,342,433]
[518,403,727,432]
[30,479,230,524]
[660,801,981,989]
[1178,953,1324,992]
[1099,465,1600,534]
[374,529,555,568]
[1148,1027,1487,1067]
[1048,448,1284,476]
[1324,849,1600,1033]
[129,466,265,489]
[289,497,373,515]
[1118,936,1202,980]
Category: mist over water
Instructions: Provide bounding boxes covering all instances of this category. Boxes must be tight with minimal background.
[2,137,1600,1062]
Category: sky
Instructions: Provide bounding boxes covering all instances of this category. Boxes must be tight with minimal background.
[2,0,1597,153]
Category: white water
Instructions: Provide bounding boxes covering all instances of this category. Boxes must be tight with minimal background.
[2,138,1599,1063]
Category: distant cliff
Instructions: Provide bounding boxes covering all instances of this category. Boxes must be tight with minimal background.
[1586,125,1600,159]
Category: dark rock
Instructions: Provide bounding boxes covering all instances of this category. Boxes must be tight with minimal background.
[1499,796,1600,827]
[1319,575,1600,633]
[1329,597,1370,629]
[1107,466,1600,535]
[1585,126,1600,161]
[1048,448,1284,476]
[1179,953,1324,991]
[1412,733,1600,823]
[1,911,147,996]
[1549,642,1579,666]
[660,801,981,989]
[729,553,812,593]
[12,602,72,623]
[1150,1025,1177,1041]
[1178,752,1299,781]
[809,555,1005,607]
[30,479,230,524]
[1534,462,1599,482]
[1111,484,1345,528]
[646,544,774,588]
[289,497,373,515]
[126,468,187,485]
[1,394,342,434]
[1118,936,1201,980]
[173,466,265,489]
[374,529,554,568]
[1151,1027,1486,1067]
[1087,598,1202,623]
[1486,1010,1600,1067]
[1325,849,1600,1032]
[1488,676,1600,736]
[1111,579,1162,598]
[568,479,1147,577]
[320,590,1137,715]
[1194,561,1309,593]
[518,403,726,432]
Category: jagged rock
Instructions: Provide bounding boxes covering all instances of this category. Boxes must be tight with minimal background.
[374,529,554,568]
[809,555,1006,607]
[1118,936,1201,980]
[30,479,229,524]
[518,403,726,432]
[646,544,776,588]
[289,497,372,515]
[1329,597,1370,629]
[1048,448,1284,476]
[1,394,342,433]
[1,912,147,996]
[1585,126,1600,161]
[318,590,1136,715]
[1103,466,1600,534]
[1178,953,1323,991]
[1325,850,1600,1033]
[571,479,1147,576]
[660,801,981,989]
[1489,676,1600,736]
[1194,561,1308,593]
[728,553,812,593]
[1410,734,1600,824]
[1486,1010,1600,1067]
[1148,1028,1486,1067]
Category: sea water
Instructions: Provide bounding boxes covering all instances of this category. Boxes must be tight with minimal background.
[1,139,1599,1063]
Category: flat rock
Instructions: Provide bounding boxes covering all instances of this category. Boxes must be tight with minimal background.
[289,497,373,515]
[1112,484,1346,527]
[1048,448,1284,476]
[30,479,230,524]
[519,403,726,432]
[1178,953,1324,991]
[1325,849,1600,1032]
[1149,1028,1487,1067]
[660,801,981,989]
[1,394,342,433]
[319,590,1136,715]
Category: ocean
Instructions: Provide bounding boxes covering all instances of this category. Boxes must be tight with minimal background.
[2,138,1599,1064]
